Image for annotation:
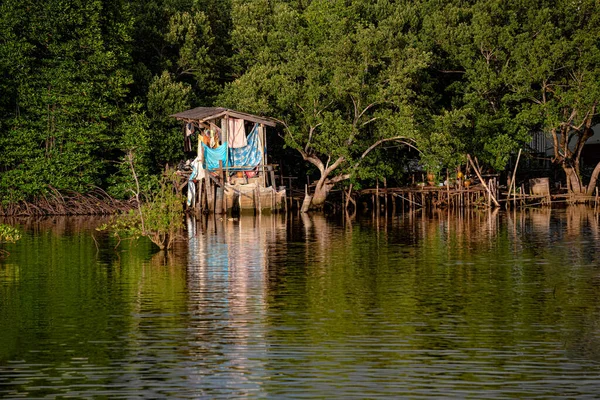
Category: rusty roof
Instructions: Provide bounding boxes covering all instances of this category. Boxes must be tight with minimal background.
[170,107,277,127]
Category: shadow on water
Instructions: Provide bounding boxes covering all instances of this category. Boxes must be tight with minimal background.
[1,208,600,397]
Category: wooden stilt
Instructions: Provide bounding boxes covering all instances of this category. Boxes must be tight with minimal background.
[376,180,380,217]
[383,178,388,217]
[255,185,262,215]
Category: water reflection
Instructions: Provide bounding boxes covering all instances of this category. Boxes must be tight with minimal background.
[1,209,600,397]
[184,214,287,396]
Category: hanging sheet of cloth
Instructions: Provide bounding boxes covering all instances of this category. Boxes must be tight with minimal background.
[184,122,194,152]
[227,117,247,148]
[186,157,205,206]
[201,142,229,170]
[229,123,262,168]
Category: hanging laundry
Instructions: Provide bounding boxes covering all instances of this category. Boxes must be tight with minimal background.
[201,142,230,170]
[227,118,247,148]
[184,122,194,152]
[202,130,211,146]
[187,156,205,206]
[209,122,222,143]
[229,124,262,168]
[209,130,216,148]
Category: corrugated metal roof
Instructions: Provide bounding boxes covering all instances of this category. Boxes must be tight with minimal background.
[171,107,277,127]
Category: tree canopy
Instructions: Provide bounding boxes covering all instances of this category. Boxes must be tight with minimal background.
[1,0,599,207]
[221,0,428,205]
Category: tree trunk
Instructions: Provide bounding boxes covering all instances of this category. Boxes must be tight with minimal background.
[586,161,600,196]
[563,165,583,194]
[310,177,333,208]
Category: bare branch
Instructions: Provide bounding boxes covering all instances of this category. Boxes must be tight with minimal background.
[357,103,376,122]
[351,95,359,126]
[126,150,146,235]
[437,69,466,74]
[328,173,351,184]
[350,137,420,172]
[305,123,322,153]
[323,156,345,178]
[361,117,379,127]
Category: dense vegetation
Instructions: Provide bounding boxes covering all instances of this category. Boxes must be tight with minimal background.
[1,0,599,208]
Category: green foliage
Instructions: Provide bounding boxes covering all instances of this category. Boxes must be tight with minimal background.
[1,0,600,206]
[0,0,225,206]
[0,0,133,202]
[0,224,21,243]
[146,71,192,166]
[0,223,21,256]
[222,0,428,190]
[417,0,600,176]
[106,103,157,199]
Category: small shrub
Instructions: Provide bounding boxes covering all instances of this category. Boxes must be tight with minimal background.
[0,224,21,243]
[99,169,183,250]
[0,224,21,257]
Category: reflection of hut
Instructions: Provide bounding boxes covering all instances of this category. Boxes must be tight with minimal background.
[172,107,285,215]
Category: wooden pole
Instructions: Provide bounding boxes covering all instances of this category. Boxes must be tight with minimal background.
[218,160,225,214]
[446,170,450,208]
[212,180,217,214]
[509,149,522,209]
[376,180,380,216]
[271,186,275,211]
[255,185,262,215]
[260,124,267,188]
[384,178,388,217]
[467,154,500,207]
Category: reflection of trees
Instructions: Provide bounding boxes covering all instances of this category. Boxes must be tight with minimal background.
[268,208,600,368]
[0,217,187,369]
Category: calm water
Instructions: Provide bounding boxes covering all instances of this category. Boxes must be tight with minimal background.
[1,208,600,398]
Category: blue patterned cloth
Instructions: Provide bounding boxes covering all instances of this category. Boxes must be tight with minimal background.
[229,124,262,168]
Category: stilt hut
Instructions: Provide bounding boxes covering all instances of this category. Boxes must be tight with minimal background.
[171,107,285,215]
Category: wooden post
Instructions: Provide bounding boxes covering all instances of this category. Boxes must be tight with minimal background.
[196,180,201,211]
[218,160,225,214]
[467,154,500,207]
[383,178,388,217]
[205,176,212,213]
[259,124,267,188]
[255,184,262,215]
[372,194,375,214]
[270,168,275,188]
[446,170,450,208]
[509,149,522,209]
[376,180,380,216]
[271,186,275,211]
[212,180,217,214]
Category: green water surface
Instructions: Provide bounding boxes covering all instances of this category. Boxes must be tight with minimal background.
[1,208,600,398]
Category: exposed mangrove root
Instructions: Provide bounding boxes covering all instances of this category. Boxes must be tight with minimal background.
[0,187,137,216]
